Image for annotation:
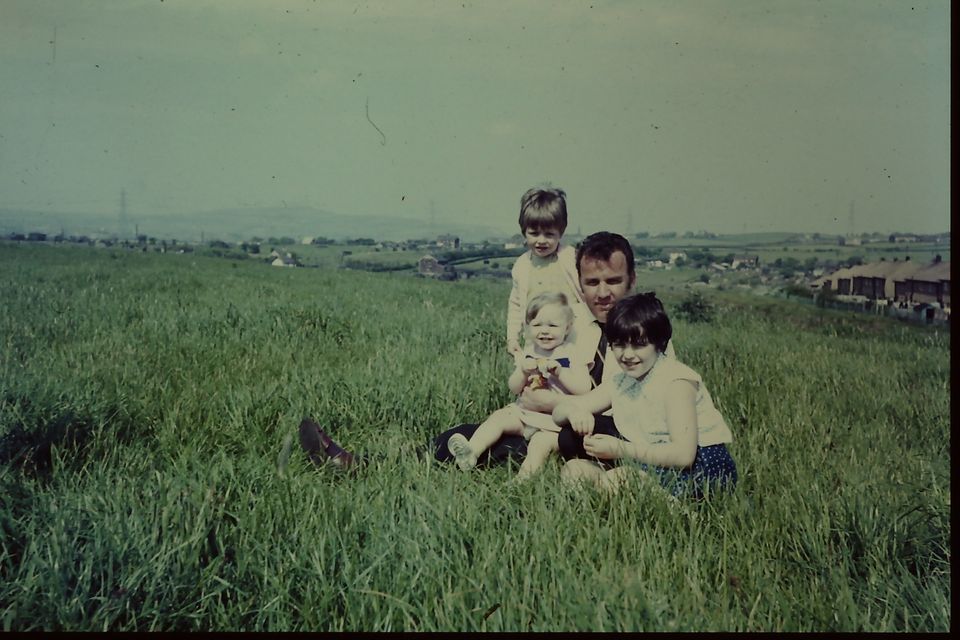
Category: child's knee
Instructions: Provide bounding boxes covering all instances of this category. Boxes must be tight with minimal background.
[528,432,558,454]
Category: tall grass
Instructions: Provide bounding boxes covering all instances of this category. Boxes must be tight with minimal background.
[0,243,950,631]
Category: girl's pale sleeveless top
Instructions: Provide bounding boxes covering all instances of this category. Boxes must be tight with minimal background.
[611,356,733,447]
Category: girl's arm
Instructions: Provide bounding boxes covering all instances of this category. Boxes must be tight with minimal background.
[620,379,698,468]
[552,384,613,435]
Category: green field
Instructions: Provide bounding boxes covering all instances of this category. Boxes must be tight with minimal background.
[0,243,950,631]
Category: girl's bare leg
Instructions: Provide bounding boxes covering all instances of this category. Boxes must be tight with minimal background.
[559,458,607,488]
[469,407,524,453]
[514,431,559,481]
[596,466,636,494]
[448,407,523,471]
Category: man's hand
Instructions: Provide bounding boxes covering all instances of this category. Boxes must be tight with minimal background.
[507,340,522,358]
[517,387,556,413]
[568,408,595,436]
[583,434,628,460]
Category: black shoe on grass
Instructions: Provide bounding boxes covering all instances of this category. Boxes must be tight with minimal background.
[298,418,358,471]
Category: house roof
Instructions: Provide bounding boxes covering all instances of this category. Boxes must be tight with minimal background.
[822,259,949,284]
[852,260,921,280]
[908,261,950,282]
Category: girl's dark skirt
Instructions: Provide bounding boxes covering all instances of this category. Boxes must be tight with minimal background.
[558,417,737,499]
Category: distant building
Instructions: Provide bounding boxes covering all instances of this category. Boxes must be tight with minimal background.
[890,234,919,243]
[272,252,300,268]
[418,254,457,280]
[814,257,950,308]
[731,255,759,269]
[436,234,460,250]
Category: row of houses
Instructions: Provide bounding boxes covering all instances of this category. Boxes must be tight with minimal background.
[812,257,950,309]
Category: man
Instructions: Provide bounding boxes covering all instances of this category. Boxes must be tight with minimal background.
[299,231,670,470]
[433,231,674,468]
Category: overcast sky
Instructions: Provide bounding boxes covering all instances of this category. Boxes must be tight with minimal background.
[0,0,950,236]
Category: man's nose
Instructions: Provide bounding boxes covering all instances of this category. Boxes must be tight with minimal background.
[596,282,610,297]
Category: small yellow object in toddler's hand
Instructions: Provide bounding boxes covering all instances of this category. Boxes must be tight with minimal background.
[527,373,548,390]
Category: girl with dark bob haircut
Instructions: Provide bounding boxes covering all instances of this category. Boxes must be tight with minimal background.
[552,291,737,498]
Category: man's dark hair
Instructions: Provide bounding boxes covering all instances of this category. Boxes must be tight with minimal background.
[575,231,635,279]
[605,292,672,354]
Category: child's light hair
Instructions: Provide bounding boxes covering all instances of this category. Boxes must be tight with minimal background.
[525,291,573,326]
[519,186,567,234]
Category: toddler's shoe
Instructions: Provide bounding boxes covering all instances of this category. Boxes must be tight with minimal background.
[447,433,477,471]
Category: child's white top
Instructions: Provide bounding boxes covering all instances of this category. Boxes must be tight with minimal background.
[515,342,586,432]
[519,342,581,394]
[507,244,588,345]
[610,355,733,447]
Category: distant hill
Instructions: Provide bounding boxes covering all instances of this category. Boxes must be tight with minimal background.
[0,206,511,243]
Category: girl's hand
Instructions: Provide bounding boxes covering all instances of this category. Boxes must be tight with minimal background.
[583,434,628,460]
[569,409,595,436]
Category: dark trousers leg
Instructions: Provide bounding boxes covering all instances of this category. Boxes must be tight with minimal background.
[432,423,528,469]
[557,415,626,464]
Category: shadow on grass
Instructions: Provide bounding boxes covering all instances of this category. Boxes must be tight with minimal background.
[0,394,151,481]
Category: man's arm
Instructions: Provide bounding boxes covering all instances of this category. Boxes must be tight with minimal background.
[552,385,613,435]
[515,387,563,413]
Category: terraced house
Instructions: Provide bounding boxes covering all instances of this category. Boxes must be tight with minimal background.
[813,256,950,309]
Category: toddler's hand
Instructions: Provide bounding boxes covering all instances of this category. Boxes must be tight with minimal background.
[526,373,548,390]
[520,356,540,373]
[541,358,561,376]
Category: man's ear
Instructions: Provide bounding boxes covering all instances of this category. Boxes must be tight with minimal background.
[628,273,637,290]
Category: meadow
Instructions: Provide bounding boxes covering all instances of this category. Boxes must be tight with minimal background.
[0,243,950,631]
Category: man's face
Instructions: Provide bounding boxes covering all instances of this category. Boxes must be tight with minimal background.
[578,251,635,323]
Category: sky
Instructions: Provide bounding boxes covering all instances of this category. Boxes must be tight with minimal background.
[0,0,950,237]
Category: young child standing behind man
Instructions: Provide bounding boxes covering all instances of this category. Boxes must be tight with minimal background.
[506,187,591,357]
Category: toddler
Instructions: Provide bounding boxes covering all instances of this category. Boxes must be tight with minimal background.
[448,292,591,474]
